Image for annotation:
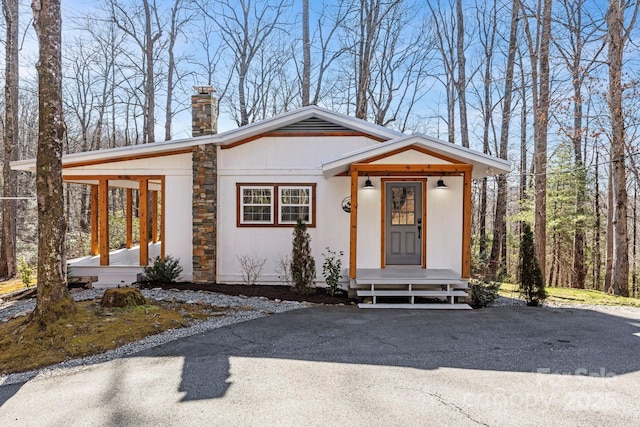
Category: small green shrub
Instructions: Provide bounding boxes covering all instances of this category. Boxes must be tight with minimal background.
[322,247,344,296]
[291,219,315,294]
[469,279,500,308]
[143,255,183,283]
[519,223,547,306]
[18,257,34,288]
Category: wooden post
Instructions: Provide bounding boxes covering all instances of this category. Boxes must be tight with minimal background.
[99,179,109,266]
[139,178,149,266]
[152,189,158,243]
[349,169,359,279]
[462,170,472,278]
[161,177,166,261]
[90,185,99,256]
[126,188,133,249]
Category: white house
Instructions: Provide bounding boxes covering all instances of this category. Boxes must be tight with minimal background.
[12,88,510,308]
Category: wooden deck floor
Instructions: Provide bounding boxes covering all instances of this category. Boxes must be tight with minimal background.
[68,243,162,267]
[355,268,462,282]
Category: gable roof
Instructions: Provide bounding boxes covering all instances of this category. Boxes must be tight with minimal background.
[322,134,511,179]
[11,106,402,172]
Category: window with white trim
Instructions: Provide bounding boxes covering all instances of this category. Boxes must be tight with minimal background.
[237,183,315,227]
[279,186,312,224]
[240,186,273,224]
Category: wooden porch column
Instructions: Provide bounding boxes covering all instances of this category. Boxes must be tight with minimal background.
[126,188,133,249]
[139,178,149,266]
[160,177,166,261]
[462,169,472,278]
[349,169,359,279]
[99,179,109,266]
[151,190,158,243]
[90,185,99,256]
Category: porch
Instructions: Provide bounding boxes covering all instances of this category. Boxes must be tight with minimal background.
[352,268,471,309]
[68,243,162,288]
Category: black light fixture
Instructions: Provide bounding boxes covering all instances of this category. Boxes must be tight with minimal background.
[436,178,448,189]
[363,176,375,189]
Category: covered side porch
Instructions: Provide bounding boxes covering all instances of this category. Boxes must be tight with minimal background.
[64,175,166,286]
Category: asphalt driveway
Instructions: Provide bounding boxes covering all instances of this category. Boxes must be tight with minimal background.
[2,305,640,426]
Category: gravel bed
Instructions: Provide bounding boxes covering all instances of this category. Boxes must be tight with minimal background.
[0,288,307,387]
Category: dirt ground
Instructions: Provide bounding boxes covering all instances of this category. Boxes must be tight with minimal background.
[137,282,354,305]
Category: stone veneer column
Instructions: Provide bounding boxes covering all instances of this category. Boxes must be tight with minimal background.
[192,144,217,283]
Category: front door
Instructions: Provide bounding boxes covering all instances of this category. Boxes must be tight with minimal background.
[385,181,422,265]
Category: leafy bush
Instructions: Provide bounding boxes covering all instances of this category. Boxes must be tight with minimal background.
[469,279,500,308]
[143,255,183,283]
[291,219,315,294]
[519,223,547,306]
[322,247,344,296]
[18,257,34,288]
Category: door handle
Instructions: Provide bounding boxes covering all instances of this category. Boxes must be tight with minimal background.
[417,218,422,239]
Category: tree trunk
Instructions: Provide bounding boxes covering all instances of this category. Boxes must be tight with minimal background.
[301,0,310,106]
[455,0,469,148]
[604,163,614,292]
[607,0,629,296]
[487,0,518,278]
[143,0,156,143]
[0,0,19,278]
[31,0,75,326]
[533,0,553,282]
[594,151,601,290]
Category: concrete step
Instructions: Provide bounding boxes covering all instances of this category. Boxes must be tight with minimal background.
[358,303,472,310]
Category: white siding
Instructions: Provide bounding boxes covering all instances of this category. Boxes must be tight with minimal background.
[217,136,378,284]
[65,153,194,280]
[426,176,463,275]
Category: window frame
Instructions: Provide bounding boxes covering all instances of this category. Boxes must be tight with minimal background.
[238,185,274,225]
[236,183,316,227]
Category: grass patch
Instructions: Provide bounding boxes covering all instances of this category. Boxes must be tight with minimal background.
[499,282,640,307]
[0,278,34,296]
[0,299,229,375]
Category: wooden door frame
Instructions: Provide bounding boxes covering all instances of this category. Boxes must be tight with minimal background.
[348,163,472,279]
[380,178,427,269]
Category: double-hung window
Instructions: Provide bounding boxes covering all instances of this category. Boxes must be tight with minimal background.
[279,186,312,224]
[238,183,315,227]
[240,186,274,224]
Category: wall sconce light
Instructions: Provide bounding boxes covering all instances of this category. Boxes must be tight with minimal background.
[363,176,375,189]
[436,178,448,189]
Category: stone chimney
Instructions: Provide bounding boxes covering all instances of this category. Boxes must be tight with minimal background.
[192,86,218,137]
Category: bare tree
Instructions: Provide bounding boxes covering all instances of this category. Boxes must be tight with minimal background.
[302,0,311,106]
[199,0,291,126]
[455,0,469,147]
[0,0,19,278]
[553,0,606,289]
[164,0,193,140]
[607,0,639,296]
[110,0,163,143]
[30,0,76,326]
[519,0,553,280]
[427,0,458,143]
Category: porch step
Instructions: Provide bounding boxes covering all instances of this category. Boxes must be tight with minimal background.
[358,303,472,310]
[357,290,468,297]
